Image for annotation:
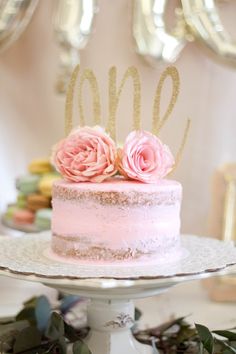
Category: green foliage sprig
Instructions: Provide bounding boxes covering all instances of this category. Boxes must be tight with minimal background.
[0,294,236,354]
[0,294,90,354]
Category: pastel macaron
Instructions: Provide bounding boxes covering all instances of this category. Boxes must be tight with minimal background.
[28,159,54,175]
[16,192,27,209]
[38,173,61,197]
[35,208,52,230]
[27,193,51,212]
[5,204,18,220]
[13,209,35,225]
[16,174,41,195]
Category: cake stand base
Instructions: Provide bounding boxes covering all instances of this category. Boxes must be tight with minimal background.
[47,283,173,354]
[85,299,151,354]
[48,281,178,354]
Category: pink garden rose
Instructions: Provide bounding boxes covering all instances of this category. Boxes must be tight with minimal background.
[52,126,117,183]
[118,130,175,183]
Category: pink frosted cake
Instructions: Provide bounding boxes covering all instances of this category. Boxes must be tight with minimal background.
[51,125,183,262]
[51,177,182,261]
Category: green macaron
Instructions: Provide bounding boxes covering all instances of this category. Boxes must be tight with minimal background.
[16,192,27,208]
[16,174,41,195]
[35,208,52,230]
[5,204,18,220]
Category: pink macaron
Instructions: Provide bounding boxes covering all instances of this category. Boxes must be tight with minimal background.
[13,209,35,225]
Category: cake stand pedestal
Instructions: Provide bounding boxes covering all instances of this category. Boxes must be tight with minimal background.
[0,232,236,354]
[86,298,150,354]
[46,277,182,354]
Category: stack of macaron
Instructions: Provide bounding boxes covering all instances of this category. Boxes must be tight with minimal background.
[3,158,61,232]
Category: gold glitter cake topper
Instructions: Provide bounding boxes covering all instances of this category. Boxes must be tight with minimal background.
[64,65,190,169]
[107,66,141,141]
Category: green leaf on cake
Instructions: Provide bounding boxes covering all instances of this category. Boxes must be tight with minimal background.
[73,340,91,354]
[57,336,68,354]
[13,326,41,353]
[0,321,28,353]
[46,312,64,340]
[15,306,36,326]
[215,338,236,353]
[213,330,236,341]
[23,296,38,308]
[195,323,214,353]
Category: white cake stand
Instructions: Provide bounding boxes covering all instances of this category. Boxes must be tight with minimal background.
[0,233,236,354]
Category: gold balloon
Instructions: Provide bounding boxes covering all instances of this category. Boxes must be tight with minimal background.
[181,0,236,65]
[133,0,187,65]
[0,0,38,52]
[53,0,97,94]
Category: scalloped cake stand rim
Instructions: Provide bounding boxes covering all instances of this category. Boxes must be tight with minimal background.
[0,232,235,288]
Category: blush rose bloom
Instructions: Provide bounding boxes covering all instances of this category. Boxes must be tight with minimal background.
[52,126,117,183]
[117,130,175,183]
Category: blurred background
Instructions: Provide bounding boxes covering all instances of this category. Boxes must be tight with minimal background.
[0,0,236,328]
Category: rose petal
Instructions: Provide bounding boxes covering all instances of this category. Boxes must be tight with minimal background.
[119,130,175,183]
[51,126,117,183]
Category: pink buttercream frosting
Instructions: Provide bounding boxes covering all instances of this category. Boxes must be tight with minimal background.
[118,130,175,183]
[51,177,182,262]
[52,126,117,183]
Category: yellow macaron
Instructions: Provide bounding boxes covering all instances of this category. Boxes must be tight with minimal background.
[38,173,61,197]
[28,158,54,175]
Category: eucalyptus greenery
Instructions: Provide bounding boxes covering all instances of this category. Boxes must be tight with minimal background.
[0,294,236,354]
